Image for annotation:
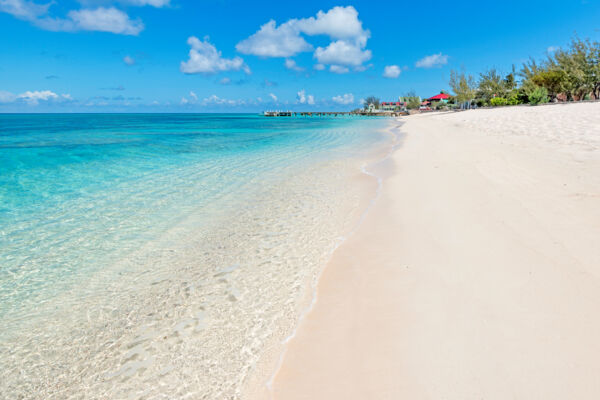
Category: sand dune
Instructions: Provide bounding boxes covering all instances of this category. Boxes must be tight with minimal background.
[267,103,600,399]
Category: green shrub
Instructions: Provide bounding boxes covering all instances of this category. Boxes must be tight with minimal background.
[527,86,549,105]
[490,97,508,106]
[506,91,521,105]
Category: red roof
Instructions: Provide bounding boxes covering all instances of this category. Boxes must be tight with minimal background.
[428,93,451,100]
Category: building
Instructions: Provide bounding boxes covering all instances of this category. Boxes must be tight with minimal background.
[380,101,407,112]
[367,103,376,113]
[427,92,451,104]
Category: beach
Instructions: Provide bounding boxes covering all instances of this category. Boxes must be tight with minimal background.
[267,103,600,399]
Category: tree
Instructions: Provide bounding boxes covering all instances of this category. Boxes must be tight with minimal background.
[531,70,568,100]
[363,96,380,109]
[477,68,505,103]
[449,68,476,103]
[401,90,421,110]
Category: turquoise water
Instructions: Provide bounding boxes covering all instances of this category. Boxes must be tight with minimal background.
[0,113,391,398]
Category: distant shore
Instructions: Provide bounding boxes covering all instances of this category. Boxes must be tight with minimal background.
[263,102,600,399]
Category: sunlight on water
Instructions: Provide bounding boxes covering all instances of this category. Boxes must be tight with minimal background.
[0,114,391,399]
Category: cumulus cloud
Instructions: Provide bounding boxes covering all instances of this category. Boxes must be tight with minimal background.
[284,58,304,72]
[236,6,371,72]
[0,1,145,35]
[66,7,143,35]
[313,63,325,71]
[332,93,354,104]
[220,77,231,85]
[236,19,312,58]
[314,39,371,67]
[294,6,368,41]
[123,55,135,65]
[415,53,448,68]
[181,36,251,75]
[269,93,277,102]
[77,0,170,7]
[547,46,559,53]
[202,94,243,106]
[383,64,401,78]
[4,90,72,105]
[296,89,315,105]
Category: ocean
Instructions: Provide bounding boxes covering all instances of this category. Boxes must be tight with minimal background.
[0,113,392,398]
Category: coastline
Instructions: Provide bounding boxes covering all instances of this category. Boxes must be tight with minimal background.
[266,103,600,399]
[242,121,402,400]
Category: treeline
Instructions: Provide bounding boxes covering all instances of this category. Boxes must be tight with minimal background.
[450,36,600,107]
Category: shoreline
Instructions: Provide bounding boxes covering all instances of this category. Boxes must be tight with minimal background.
[242,121,402,399]
[266,102,600,399]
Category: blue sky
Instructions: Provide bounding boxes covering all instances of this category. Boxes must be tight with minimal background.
[0,0,599,112]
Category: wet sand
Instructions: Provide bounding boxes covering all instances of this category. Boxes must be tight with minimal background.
[266,103,600,399]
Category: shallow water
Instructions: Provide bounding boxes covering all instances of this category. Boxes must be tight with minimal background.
[0,113,391,399]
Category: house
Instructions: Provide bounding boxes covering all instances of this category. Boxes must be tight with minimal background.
[427,92,451,103]
[367,103,376,113]
[380,101,407,112]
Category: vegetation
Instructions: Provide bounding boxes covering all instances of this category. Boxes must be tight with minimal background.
[449,68,477,103]
[363,96,380,109]
[401,91,421,110]
[449,35,600,107]
[526,86,549,105]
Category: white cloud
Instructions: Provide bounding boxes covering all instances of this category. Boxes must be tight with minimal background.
[15,90,71,105]
[295,6,368,42]
[1,1,145,35]
[329,65,349,74]
[314,40,371,67]
[415,53,448,68]
[66,7,143,35]
[284,58,304,72]
[123,55,135,65]
[313,63,325,71]
[236,19,312,58]
[77,0,170,7]
[547,46,559,53]
[269,93,278,102]
[236,6,371,72]
[0,90,16,103]
[220,77,231,85]
[180,90,198,105]
[202,94,243,106]
[296,89,315,105]
[181,36,250,75]
[383,64,401,78]
[0,0,49,20]
[123,0,170,7]
[332,93,354,104]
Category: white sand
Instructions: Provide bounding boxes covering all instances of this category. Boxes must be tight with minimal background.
[266,103,600,399]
